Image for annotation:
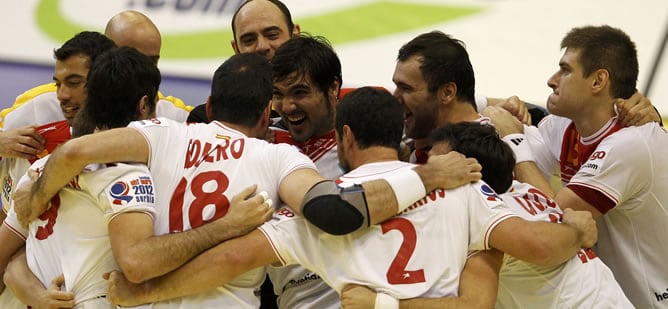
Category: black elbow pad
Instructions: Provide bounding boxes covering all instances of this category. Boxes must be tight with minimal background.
[303,195,364,235]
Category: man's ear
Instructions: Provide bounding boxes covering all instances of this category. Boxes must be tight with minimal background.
[205,96,213,122]
[231,40,240,54]
[329,79,341,103]
[437,82,457,105]
[137,95,151,119]
[260,101,272,127]
[591,69,610,95]
[342,125,355,148]
[292,24,302,37]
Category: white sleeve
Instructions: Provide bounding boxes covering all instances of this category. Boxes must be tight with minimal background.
[264,143,317,184]
[258,207,309,266]
[127,118,181,168]
[3,206,27,240]
[466,182,518,250]
[525,124,558,179]
[568,127,652,210]
[2,158,48,238]
[89,164,157,223]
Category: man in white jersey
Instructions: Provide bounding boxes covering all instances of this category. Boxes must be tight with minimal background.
[99,87,597,308]
[0,31,118,309]
[343,122,634,308]
[394,31,661,166]
[483,25,668,308]
[3,48,272,308]
[15,54,482,308]
[1,47,200,308]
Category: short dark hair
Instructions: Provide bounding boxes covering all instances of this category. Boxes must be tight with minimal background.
[430,122,514,193]
[231,0,295,39]
[210,53,272,126]
[398,31,476,109]
[561,25,638,99]
[272,34,342,97]
[74,47,160,136]
[336,87,403,151]
[54,31,117,64]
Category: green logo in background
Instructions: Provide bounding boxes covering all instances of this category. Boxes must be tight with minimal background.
[37,0,482,59]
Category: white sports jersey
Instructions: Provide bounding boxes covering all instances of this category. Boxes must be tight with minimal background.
[4,157,156,307]
[259,161,516,299]
[128,118,316,308]
[496,181,633,308]
[269,126,343,308]
[532,116,668,308]
[1,84,192,129]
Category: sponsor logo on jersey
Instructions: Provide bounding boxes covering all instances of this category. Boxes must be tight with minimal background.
[508,136,524,146]
[129,176,155,204]
[480,184,501,201]
[283,272,322,292]
[589,150,606,160]
[2,175,13,203]
[581,162,598,171]
[110,181,133,205]
[655,287,668,303]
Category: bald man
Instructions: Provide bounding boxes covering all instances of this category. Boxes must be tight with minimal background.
[105,10,161,64]
[104,10,192,121]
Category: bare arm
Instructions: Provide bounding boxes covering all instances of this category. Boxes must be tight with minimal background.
[108,185,273,283]
[340,249,504,309]
[0,223,25,293]
[4,249,75,308]
[106,228,279,307]
[15,128,149,225]
[488,208,596,266]
[554,188,603,218]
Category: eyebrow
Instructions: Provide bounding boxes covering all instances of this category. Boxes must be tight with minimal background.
[53,74,85,82]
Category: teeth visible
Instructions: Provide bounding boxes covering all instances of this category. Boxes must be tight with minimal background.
[287,115,305,122]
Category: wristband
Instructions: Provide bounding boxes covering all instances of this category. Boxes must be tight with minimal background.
[375,292,399,309]
[384,167,427,213]
[502,133,535,163]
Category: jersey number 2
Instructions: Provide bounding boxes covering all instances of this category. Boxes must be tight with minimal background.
[169,171,230,233]
[381,218,426,284]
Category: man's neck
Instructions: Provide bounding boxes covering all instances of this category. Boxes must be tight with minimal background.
[220,121,255,138]
[571,102,616,137]
[350,147,399,170]
[441,101,480,125]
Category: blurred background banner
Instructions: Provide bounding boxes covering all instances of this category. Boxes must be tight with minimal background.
[1,0,666,116]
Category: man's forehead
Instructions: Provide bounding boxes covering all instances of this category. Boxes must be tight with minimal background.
[274,72,313,90]
[235,1,288,33]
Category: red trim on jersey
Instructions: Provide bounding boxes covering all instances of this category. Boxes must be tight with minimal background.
[4,221,27,240]
[273,130,337,163]
[32,120,71,163]
[559,120,621,183]
[258,226,287,266]
[566,183,616,214]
